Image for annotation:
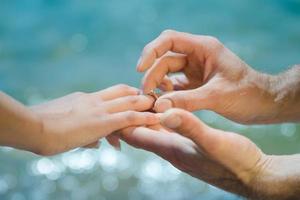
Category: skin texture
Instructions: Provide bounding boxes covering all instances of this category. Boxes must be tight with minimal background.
[1,29,300,199]
[0,84,158,155]
[137,30,300,124]
[121,109,300,200]
[124,30,300,199]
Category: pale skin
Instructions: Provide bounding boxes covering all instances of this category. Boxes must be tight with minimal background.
[120,30,300,200]
[0,84,158,155]
[1,30,300,200]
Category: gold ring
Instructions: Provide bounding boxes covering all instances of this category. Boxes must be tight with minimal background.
[148,90,158,100]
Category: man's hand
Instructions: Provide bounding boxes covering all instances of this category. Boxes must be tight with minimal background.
[0,84,158,155]
[137,30,300,124]
[121,109,300,200]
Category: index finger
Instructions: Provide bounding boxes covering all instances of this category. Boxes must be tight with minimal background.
[136,30,197,72]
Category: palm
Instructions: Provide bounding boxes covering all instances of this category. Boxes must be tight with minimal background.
[121,123,261,194]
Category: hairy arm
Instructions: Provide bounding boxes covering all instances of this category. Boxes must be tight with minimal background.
[267,65,300,123]
[120,108,300,200]
[136,30,300,124]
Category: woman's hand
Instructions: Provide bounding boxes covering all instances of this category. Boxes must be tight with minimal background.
[0,84,158,155]
[120,109,300,200]
[137,30,300,124]
[30,84,159,155]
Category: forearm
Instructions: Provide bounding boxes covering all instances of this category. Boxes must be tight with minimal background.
[0,92,42,152]
[269,65,300,122]
[248,65,300,123]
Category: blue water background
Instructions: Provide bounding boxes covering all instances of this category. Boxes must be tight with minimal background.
[0,0,300,199]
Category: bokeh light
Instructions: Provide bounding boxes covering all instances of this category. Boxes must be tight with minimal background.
[1,0,300,199]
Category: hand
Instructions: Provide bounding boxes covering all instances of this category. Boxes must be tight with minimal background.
[29,84,158,155]
[120,109,300,199]
[137,30,283,124]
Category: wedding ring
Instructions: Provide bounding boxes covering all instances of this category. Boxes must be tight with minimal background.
[147,90,158,100]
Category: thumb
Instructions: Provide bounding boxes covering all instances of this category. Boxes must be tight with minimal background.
[160,108,216,147]
[154,88,211,112]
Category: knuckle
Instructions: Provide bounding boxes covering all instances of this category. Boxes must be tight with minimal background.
[167,108,185,118]
[159,55,171,64]
[128,96,140,105]
[116,84,137,94]
[116,84,130,90]
[72,91,86,97]
[124,111,138,123]
[161,29,176,36]
[205,36,223,49]
[169,108,194,124]
[142,43,153,54]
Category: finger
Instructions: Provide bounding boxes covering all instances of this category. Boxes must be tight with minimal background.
[158,75,174,92]
[92,84,139,101]
[154,84,214,112]
[169,74,190,90]
[160,108,217,149]
[103,95,155,113]
[120,126,175,157]
[142,53,187,93]
[159,108,261,171]
[137,30,197,72]
[154,89,200,112]
[84,140,101,149]
[103,111,159,135]
[106,134,121,151]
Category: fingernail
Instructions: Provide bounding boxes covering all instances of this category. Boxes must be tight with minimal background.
[161,112,182,129]
[154,99,173,112]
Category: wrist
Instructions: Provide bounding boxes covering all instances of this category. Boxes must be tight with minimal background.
[4,107,45,154]
[29,107,55,156]
[242,68,282,123]
[20,108,46,154]
[268,66,300,122]
[247,155,300,200]
[0,92,48,154]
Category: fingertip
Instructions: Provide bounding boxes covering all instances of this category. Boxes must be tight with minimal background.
[160,109,183,129]
[154,98,173,113]
[136,65,144,72]
[136,59,148,72]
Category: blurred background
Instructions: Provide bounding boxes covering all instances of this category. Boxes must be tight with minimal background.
[1,0,300,199]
